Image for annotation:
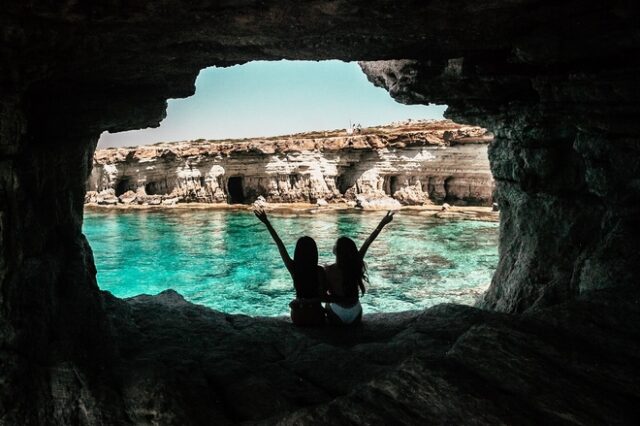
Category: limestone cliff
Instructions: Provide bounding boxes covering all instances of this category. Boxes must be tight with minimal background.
[86,120,493,207]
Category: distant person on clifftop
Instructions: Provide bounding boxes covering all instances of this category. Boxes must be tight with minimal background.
[324,211,395,325]
[254,208,326,326]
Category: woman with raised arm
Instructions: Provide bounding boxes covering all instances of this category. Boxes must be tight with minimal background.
[254,208,326,326]
[324,211,395,325]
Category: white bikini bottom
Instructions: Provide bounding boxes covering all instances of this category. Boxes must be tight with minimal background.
[327,301,362,324]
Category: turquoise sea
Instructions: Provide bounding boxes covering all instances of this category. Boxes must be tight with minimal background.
[83,209,499,316]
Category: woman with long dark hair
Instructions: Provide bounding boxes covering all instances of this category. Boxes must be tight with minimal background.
[324,211,395,325]
[254,208,326,326]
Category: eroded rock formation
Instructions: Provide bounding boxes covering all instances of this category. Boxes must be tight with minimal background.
[1,1,640,424]
[103,287,640,424]
[86,120,493,207]
[359,55,640,313]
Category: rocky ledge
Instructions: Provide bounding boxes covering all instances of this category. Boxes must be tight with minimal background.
[102,287,640,424]
[86,120,494,209]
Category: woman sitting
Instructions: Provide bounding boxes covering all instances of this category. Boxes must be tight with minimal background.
[254,208,326,326]
[324,211,394,325]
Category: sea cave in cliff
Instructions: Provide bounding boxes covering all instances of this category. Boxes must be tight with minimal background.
[1,2,640,425]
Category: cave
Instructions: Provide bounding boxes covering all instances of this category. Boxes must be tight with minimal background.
[288,173,301,189]
[336,174,351,195]
[336,164,364,195]
[443,176,457,203]
[2,2,640,424]
[144,181,160,195]
[227,176,245,204]
[388,175,401,196]
[115,177,131,196]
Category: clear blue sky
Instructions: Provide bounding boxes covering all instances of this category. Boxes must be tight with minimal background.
[98,60,446,148]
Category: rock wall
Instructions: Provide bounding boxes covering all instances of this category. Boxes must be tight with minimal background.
[86,121,493,208]
[360,56,640,314]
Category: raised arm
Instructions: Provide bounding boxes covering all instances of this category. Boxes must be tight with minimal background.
[254,208,294,273]
[359,211,395,258]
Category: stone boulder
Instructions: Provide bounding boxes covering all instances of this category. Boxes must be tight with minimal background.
[393,185,431,205]
[355,195,401,210]
[162,197,180,206]
[84,191,98,204]
[96,189,119,205]
[253,195,268,208]
[118,190,137,204]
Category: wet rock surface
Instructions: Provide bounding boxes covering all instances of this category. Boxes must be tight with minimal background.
[102,288,640,425]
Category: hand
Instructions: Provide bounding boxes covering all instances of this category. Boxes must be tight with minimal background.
[254,208,269,224]
[379,210,395,227]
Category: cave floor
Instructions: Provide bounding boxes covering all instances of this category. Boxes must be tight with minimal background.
[103,288,640,425]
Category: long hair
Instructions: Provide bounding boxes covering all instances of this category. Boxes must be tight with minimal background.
[334,236,367,300]
[292,236,319,298]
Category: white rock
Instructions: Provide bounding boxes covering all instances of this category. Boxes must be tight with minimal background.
[253,196,267,208]
[356,195,401,210]
[96,189,119,205]
[119,190,137,205]
[146,196,162,206]
[162,197,180,206]
[85,191,98,204]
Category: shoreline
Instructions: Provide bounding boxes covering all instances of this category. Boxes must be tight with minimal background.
[84,202,500,222]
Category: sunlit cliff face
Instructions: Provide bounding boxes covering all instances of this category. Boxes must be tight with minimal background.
[1,1,639,424]
[86,120,494,207]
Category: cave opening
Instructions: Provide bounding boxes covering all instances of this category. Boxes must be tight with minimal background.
[145,181,159,195]
[5,4,640,423]
[336,174,350,195]
[115,177,130,196]
[288,173,300,189]
[444,176,456,203]
[388,175,400,196]
[227,176,245,204]
[81,61,498,315]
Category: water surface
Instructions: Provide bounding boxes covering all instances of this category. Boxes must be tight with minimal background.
[83,209,499,316]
